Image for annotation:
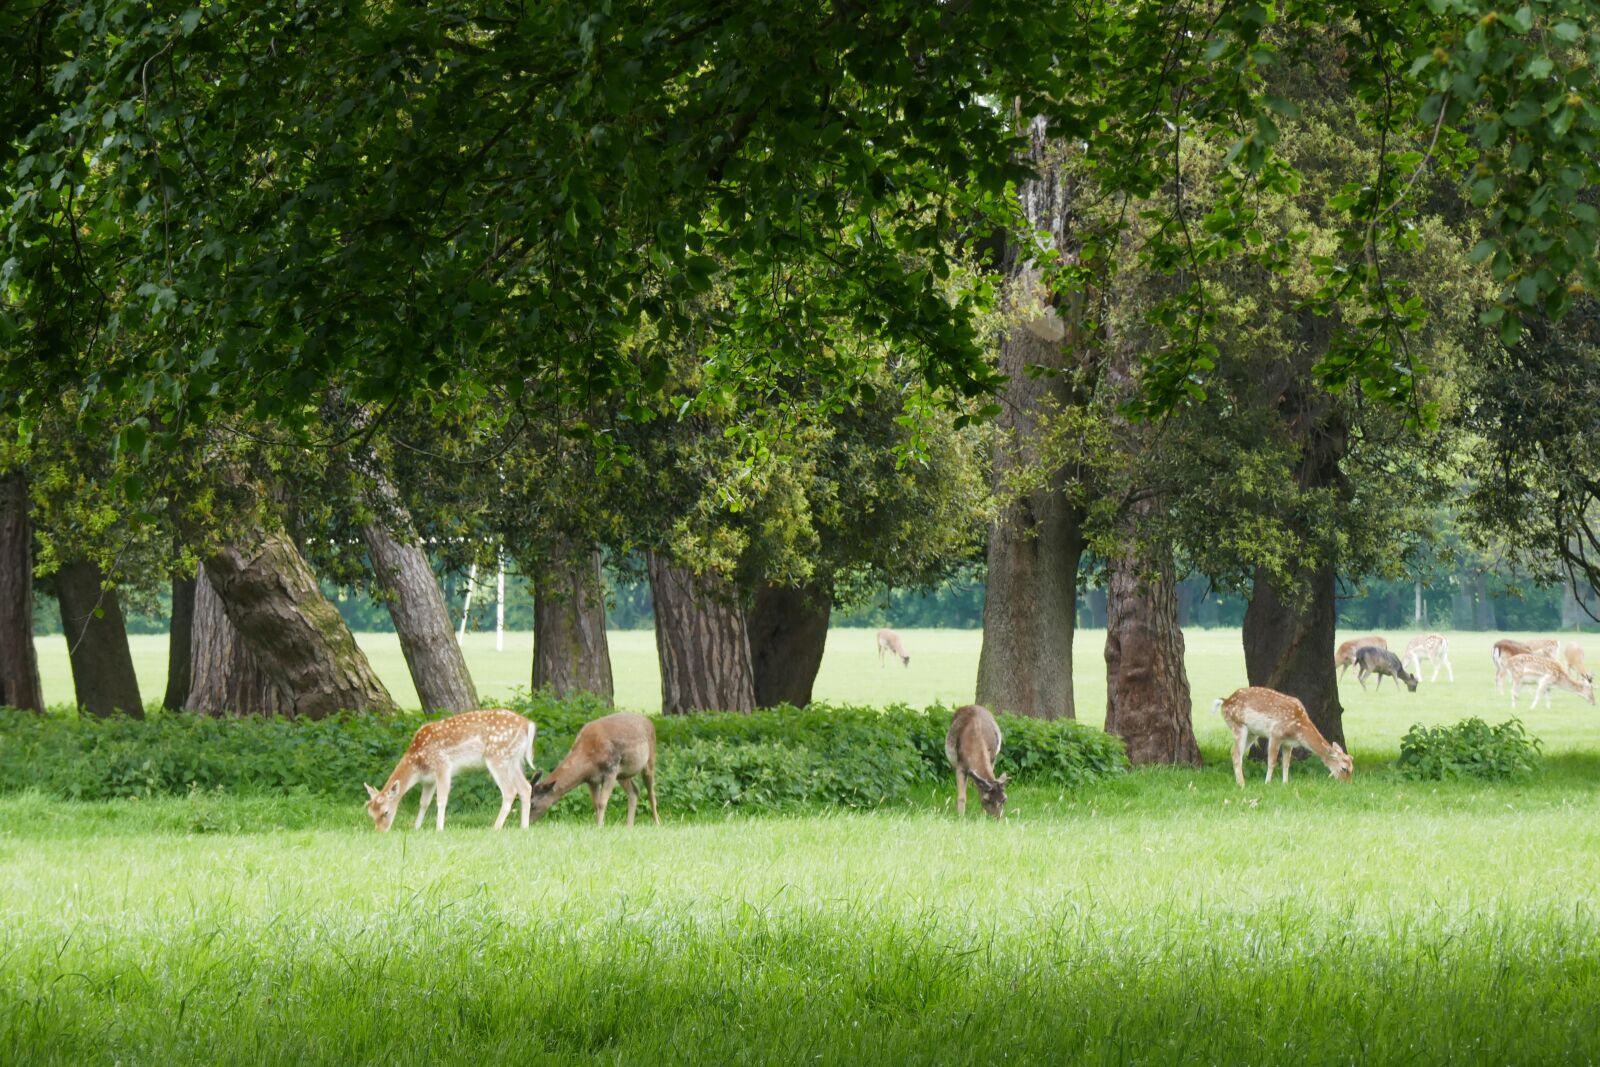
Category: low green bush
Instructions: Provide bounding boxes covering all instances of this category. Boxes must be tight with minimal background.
[1397,717,1543,781]
[0,693,1126,813]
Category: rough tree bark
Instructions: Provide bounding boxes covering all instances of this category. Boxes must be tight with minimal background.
[532,543,614,702]
[1104,539,1201,766]
[186,564,290,716]
[1244,561,1345,747]
[200,529,395,717]
[163,572,196,711]
[975,117,1088,720]
[362,513,479,713]
[747,582,831,708]
[54,558,143,717]
[0,471,44,712]
[648,551,755,714]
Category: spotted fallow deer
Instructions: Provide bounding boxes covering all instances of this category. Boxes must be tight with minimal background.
[1503,652,1596,709]
[365,708,537,832]
[1335,635,1387,679]
[1403,632,1454,682]
[946,704,1008,818]
[877,628,910,667]
[527,712,660,827]
[1493,638,1560,693]
[1214,686,1353,788]
[1563,641,1590,682]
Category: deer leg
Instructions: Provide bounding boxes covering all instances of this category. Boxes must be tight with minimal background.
[593,773,620,827]
[1281,745,1293,783]
[1443,654,1454,682]
[487,762,515,831]
[1265,737,1281,784]
[1231,730,1247,789]
[1357,670,1368,691]
[956,767,968,813]
[643,760,660,825]
[622,776,639,827]
[413,781,436,830]
[434,772,452,831]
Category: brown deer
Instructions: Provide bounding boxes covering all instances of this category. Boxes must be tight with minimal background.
[1492,638,1560,692]
[1214,686,1353,788]
[1354,646,1419,692]
[1334,635,1387,679]
[365,708,537,832]
[877,628,910,667]
[945,704,1007,818]
[1563,641,1590,682]
[1402,633,1453,682]
[1503,652,1596,709]
[528,712,660,826]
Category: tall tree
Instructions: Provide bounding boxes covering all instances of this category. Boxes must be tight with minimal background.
[163,572,196,711]
[53,558,143,717]
[977,123,1097,720]
[0,470,44,713]
[186,565,289,716]
[648,553,755,715]
[746,582,831,709]
[533,542,614,702]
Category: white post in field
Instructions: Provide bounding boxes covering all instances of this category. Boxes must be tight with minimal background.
[496,550,506,652]
[1414,580,1423,626]
[459,561,477,639]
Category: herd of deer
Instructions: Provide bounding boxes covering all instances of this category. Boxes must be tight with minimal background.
[364,627,1595,830]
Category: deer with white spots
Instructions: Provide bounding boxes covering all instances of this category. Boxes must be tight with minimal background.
[1403,633,1453,682]
[945,703,1008,818]
[1503,652,1596,709]
[1492,638,1560,692]
[1334,635,1386,679]
[877,628,910,667]
[1563,641,1590,682]
[528,711,660,827]
[1214,686,1353,788]
[365,708,537,831]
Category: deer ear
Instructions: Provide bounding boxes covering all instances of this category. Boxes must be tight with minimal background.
[997,774,1010,787]
[529,770,545,788]
[365,783,379,800]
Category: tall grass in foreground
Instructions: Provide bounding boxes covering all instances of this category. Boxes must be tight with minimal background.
[4,782,1600,1065]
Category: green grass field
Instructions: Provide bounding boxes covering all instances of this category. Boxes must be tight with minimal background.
[8,628,1600,1064]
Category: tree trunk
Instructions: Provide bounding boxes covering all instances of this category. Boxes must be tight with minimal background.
[200,529,394,717]
[1473,572,1498,630]
[187,564,291,716]
[747,582,832,708]
[532,543,614,702]
[1244,562,1345,747]
[1104,544,1201,766]
[362,517,480,713]
[164,572,196,711]
[976,118,1089,721]
[0,471,44,713]
[648,552,754,714]
[54,558,143,717]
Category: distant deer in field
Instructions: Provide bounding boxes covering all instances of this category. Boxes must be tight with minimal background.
[946,704,1008,818]
[1504,652,1596,709]
[877,628,910,667]
[1563,641,1590,682]
[1354,646,1419,692]
[1492,638,1560,692]
[365,709,537,832]
[528,711,660,826]
[1215,687,1353,788]
[1403,633,1453,682]
[1335,635,1387,679]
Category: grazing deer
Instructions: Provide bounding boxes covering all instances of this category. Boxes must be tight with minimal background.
[1504,652,1596,709]
[1353,646,1418,692]
[1215,686,1353,788]
[365,708,537,832]
[528,712,660,826]
[877,628,910,667]
[1492,638,1560,692]
[1563,641,1590,682]
[945,704,1008,818]
[1334,635,1387,679]
[1403,633,1454,682]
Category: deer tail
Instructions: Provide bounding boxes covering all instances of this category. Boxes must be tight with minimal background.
[1210,697,1224,717]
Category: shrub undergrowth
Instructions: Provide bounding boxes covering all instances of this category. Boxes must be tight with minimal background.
[0,693,1125,813]
[1397,717,1543,781]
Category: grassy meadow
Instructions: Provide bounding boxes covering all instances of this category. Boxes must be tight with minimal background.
[8,627,1600,1064]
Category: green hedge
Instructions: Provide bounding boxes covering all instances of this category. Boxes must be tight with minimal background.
[1397,717,1543,782]
[0,694,1126,815]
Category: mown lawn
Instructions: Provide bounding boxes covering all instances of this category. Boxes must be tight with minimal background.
[8,627,1600,1063]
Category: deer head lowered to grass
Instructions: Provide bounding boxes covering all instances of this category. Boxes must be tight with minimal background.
[945,704,1008,818]
[527,711,660,827]
[1214,686,1353,788]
